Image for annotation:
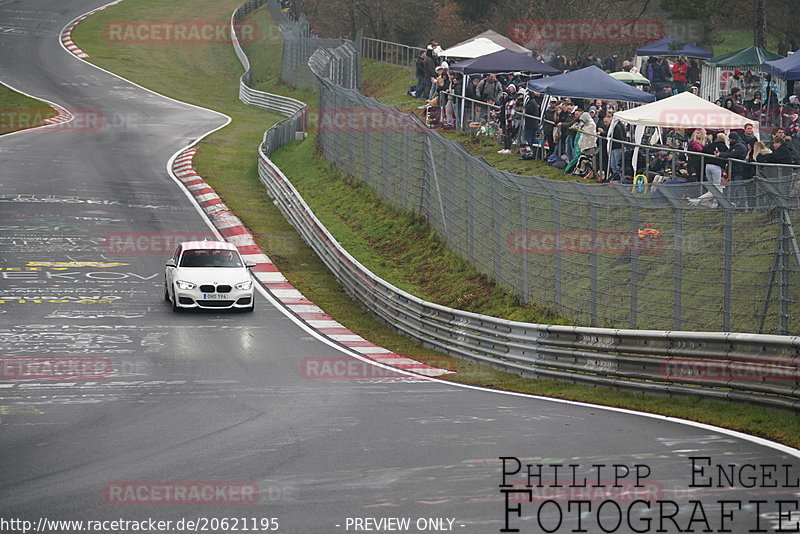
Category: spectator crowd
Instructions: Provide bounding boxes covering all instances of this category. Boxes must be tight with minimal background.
[412,40,800,193]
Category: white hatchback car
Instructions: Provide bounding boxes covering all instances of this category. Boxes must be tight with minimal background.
[165,241,256,312]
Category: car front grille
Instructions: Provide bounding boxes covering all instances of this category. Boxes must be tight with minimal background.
[199,284,233,293]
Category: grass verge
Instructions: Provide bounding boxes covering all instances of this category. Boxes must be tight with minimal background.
[0,84,58,135]
[72,0,799,447]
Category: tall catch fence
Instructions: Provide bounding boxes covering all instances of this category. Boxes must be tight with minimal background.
[265,1,360,90]
[231,1,800,409]
[259,0,800,336]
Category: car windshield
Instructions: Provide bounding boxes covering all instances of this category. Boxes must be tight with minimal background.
[180,249,242,268]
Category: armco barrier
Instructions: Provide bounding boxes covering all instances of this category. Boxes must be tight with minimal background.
[231,0,307,156]
[231,1,800,410]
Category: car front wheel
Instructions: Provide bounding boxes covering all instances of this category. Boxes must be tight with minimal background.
[171,285,181,312]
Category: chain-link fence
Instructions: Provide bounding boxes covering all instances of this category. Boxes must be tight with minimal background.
[265,1,359,90]
[262,0,800,335]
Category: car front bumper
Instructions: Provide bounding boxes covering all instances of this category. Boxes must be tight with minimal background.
[174,288,254,309]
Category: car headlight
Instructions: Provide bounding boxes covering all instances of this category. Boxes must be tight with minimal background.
[176,280,196,290]
[235,280,253,291]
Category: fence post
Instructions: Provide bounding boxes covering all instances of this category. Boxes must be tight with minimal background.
[466,162,475,264]
[723,206,733,331]
[492,172,502,284]
[401,128,409,209]
[630,203,640,329]
[423,136,447,236]
[521,193,530,303]
[674,207,683,331]
[780,222,790,335]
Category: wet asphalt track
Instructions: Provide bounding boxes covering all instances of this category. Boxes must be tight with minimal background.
[0,1,798,533]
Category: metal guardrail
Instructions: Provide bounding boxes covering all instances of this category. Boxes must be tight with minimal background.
[361,36,424,68]
[231,0,800,411]
[231,0,307,155]
[258,147,800,411]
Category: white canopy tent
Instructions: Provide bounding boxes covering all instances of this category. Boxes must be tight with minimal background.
[448,30,531,56]
[440,38,505,59]
[612,91,759,135]
[609,92,759,176]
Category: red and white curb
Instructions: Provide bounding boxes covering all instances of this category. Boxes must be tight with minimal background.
[172,147,451,379]
[41,102,74,126]
[60,0,124,59]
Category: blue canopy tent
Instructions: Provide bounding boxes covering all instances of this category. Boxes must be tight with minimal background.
[526,66,656,103]
[635,36,713,59]
[450,49,560,75]
[762,51,800,81]
[451,50,560,128]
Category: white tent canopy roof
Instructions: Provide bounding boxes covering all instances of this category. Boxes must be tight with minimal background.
[613,92,759,136]
[441,38,505,59]
[449,30,531,55]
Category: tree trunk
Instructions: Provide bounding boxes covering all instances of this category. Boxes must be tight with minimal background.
[754,0,767,48]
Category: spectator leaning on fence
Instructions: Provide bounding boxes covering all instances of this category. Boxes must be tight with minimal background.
[497,86,517,154]
[604,115,626,179]
[543,100,558,157]
[717,132,748,207]
[759,136,793,164]
[422,49,436,100]
[573,111,597,154]
[522,90,540,147]
[558,103,579,160]
[414,50,426,99]
[686,128,706,182]
[702,132,729,187]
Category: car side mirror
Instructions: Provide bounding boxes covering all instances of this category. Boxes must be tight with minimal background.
[245,261,256,269]
[165,259,176,268]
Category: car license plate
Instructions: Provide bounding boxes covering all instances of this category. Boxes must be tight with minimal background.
[203,293,229,300]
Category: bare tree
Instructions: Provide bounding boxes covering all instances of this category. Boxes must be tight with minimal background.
[754,0,767,48]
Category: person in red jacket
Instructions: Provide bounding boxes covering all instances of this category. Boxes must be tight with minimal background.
[671,55,689,92]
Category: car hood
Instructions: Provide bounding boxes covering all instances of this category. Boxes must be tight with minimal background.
[173,267,251,285]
